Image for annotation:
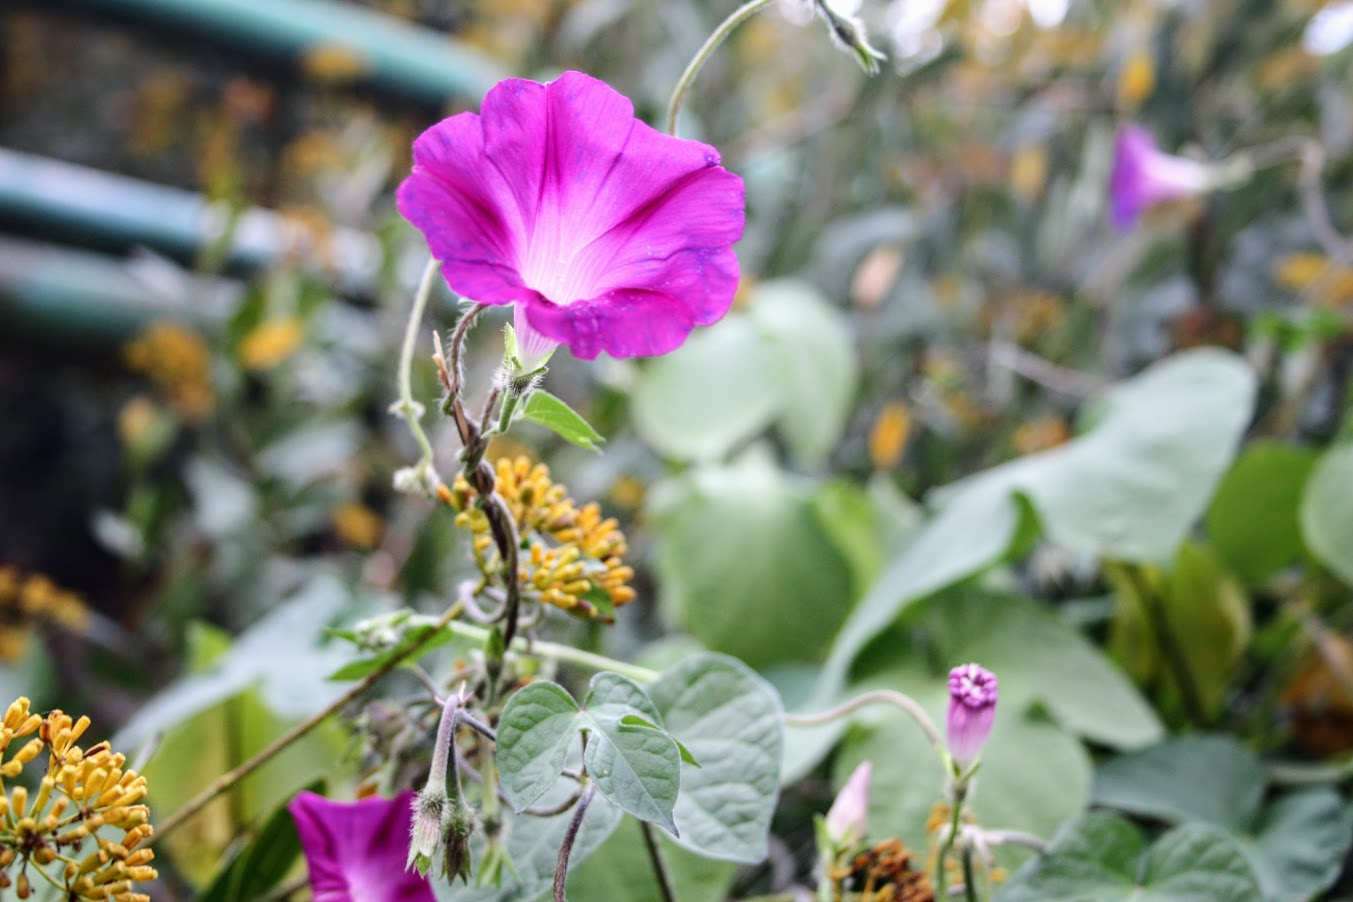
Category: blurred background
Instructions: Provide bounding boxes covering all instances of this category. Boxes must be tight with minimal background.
[3,0,1353,898]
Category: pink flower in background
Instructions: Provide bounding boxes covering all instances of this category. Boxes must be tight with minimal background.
[824,760,872,848]
[289,790,436,902]
[946,663,998,769]
[1109,126,1213,229]
[397,71,746,364]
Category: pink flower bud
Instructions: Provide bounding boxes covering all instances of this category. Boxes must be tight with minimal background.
[825,760,872,847]
[946,663,998,769]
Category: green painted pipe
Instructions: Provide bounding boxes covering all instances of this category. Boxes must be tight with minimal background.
[0,149,380,291]
[0,237,238,343]
[57,0,504,105]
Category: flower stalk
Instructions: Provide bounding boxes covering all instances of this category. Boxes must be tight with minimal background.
[666,0,775,135]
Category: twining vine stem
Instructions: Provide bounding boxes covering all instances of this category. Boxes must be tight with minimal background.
[150,601,464,845]
[441,620,659,684]
[640,821,679,902]
[783,688,945,751]
[666,0,775,135]
[554,784,597,902]
[395,257,444,484]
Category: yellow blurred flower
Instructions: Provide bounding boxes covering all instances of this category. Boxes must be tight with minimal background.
[300,43,370,83]
[238,317,306,370]
[0,699,157,901]
[1117,49,1156,110]
[0,567,91,662]
[122,321,214,419]
[869,401,913,471]
[1274,253,1353,306]
[332,502,384,550]
[1008,145,1048,202]
[1013,416,1071,455]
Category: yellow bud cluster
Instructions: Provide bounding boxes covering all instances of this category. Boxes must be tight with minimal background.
[0,567,91,663]
[442,457,636,621]
[122,320,215,419]
[0,700,157,901]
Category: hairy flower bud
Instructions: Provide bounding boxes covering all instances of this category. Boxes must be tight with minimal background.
[441,798,476,883]
[407,789,446,877]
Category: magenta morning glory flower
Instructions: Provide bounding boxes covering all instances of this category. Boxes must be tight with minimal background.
[397,71,746,365]
[289,790,437,902]
[946,663,998,770]
[1109,126,1214,229]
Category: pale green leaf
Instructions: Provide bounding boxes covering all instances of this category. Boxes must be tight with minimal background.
[581,674,681,833]
[1206,443,1316,584]
[649,653,784,864]
[999,813,1263,902]
[631,317,782,461]
[1301,443,1353,587]
[497,681,582,812]
[651,453,854,669]
[521,390,604,452]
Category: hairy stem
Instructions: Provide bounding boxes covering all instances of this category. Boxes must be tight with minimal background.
[442,620,660,683]
[396,257,444,490]
[640,821,678,902]
[666,0,775,135]
[784,688,945,753]
[553,784,597,902]
[151,602,463,844]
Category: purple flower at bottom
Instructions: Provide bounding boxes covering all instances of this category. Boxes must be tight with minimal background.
[289,790,437,902]
[397,71,746,365]
[1109,126,1213,229]
[946,663,998,770]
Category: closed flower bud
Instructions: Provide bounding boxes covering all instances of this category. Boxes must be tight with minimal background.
[406,789,446,876]
[441,798,476,883]
[824,760,871,848]
[946,663,998,771]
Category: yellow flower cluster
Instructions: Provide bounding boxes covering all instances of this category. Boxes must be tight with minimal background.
[0,699,156,901]
[0,568,90,663]
[122,321,214,419]
[439,457,636,621]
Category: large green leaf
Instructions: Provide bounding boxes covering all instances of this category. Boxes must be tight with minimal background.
[648,653,784,864]
[1206,443,1317,584]
[631,317,783,461]
[116,573,355,747]
[1162,543,1251,718]
[1092,736,1353,900]
[650,453,854,669]
[497,682,582,812]
[1244,788,1353,902]
[1301,443,1353,587]
[816,349,1255,701]
[580,674,681,834]
[629,280,857,466]
[748,280,858,468]
[999,813,1263,902]
[1092,735,1264,830]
